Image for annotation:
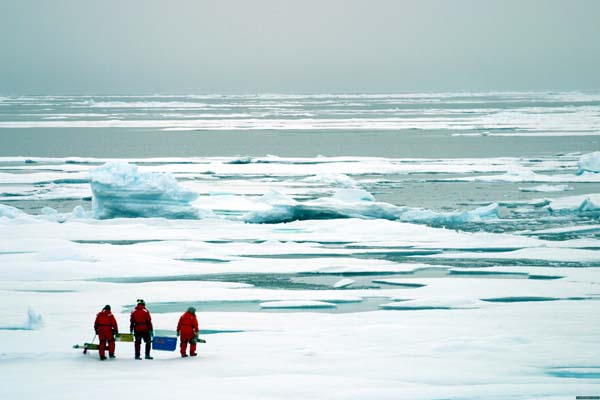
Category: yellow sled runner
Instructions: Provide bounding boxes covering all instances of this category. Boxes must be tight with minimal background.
[74,333,133,354]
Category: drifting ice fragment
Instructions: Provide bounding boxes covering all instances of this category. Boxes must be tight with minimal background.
[577,152,600,175]
[71,205,89,219]
[26,308,43,329]
[333,278,355,288]
[0,308,43,331]
[331,189,374,202]
[548,194,600,214]
[89,162,201,219]
[302,173,358,188]
[518,184,573,192]
[41,207,66,223]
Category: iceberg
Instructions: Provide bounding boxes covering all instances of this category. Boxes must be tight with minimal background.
[243,189,500,225]
[577,152,600,174]
[89,162,200,219]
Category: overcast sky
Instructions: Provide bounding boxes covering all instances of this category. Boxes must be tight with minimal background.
[1,0,599,94]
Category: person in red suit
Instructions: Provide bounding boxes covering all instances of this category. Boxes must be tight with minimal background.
[177,307,199,358]
[130,299,153,360]
[94,305,118,361]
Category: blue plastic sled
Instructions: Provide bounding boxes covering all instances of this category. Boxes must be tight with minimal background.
[152,336,177,351]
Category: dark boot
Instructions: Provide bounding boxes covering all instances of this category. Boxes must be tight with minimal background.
[144,340,152,359]
[145,355,154,360]
[134,340,141,360]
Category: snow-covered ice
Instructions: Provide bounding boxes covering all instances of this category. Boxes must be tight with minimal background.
[1,151,600,399]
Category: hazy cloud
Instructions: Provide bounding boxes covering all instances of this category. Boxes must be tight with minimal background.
[1,0,599,94]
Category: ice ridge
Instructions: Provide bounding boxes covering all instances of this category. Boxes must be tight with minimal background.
[243,189,500,225]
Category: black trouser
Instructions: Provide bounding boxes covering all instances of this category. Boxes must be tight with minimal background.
[134,331,151,357]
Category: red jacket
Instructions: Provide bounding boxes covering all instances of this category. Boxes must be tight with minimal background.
[130,304,153,333]
[94,310,118,337]
[177,311,199,337]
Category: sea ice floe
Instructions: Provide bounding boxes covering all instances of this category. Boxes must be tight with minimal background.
[380,298,482,310]
[521,224,600,237]
[371,279,427,288]
[429,247,600,263]
[0,171,90,185]
[0,184,91,202]
[259,300,338,309]
[330,188,374,202]
[89,162,205,219]
[547,194,600,214]
[518,184,573,192]
[333,278,355,288]
[444,170,600,183]
[301,173,358,188]
[480,296,586,303]
[577,151,600,174]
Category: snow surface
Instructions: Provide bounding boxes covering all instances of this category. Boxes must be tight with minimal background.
[2,154,600,399]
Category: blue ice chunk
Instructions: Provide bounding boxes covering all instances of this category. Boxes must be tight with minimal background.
[243,189,500,225]
[89,162,200,219]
